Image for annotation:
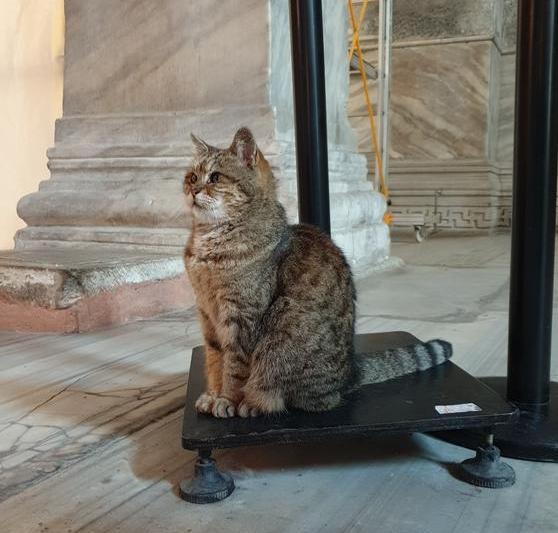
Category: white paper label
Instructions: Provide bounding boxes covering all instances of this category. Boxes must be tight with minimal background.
[435,403,482,415]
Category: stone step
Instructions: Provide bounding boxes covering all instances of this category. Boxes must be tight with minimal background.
[15,227,189,252]
[0,249,193,333]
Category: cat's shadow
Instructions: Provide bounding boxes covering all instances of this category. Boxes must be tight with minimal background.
[128,409,459,503]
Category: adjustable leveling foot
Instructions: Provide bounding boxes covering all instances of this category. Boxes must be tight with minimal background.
[179,449,235,504]
[458,434,516,489]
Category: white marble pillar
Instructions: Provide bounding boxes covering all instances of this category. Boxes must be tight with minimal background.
[16,0,389,272]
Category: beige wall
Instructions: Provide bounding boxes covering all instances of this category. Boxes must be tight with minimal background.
[0,0,63,249]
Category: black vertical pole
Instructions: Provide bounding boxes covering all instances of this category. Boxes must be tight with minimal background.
[289,0,331,235]
[507,0,558,408]
[475,0,558,461]
[433,0,558,461]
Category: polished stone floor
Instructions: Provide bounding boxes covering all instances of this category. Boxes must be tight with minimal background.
[1,233,557,533]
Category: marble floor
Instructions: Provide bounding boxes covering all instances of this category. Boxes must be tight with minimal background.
[1,233,557,533]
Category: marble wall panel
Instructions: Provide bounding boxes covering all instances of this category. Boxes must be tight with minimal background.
[496,53,516,165]
[344,1,519,232]
[347,75,378,119]
[498,0,517,51]
[64,0,269,114]
[348,42,492,168]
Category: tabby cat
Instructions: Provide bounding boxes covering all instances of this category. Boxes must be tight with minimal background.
[183,127,452,418]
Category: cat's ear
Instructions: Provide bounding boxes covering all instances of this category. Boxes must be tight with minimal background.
[230,127,258,168]
[190,133,211,158]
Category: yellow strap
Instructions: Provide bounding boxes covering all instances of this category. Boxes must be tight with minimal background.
[347,0,389,200]
[348,0,369,63]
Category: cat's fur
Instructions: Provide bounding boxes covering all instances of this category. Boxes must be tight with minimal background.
[183,127,452,418]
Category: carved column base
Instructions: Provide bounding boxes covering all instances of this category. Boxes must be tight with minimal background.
[17,109,390,273]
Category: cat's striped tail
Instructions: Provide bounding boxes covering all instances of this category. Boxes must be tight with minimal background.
[357,339,453,386]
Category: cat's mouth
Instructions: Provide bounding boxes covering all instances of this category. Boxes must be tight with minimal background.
[192,195,211,209]
[193,199,216,211]
[191,194,225,221]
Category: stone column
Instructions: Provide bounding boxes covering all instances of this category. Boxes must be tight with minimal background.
[17,0,389,272]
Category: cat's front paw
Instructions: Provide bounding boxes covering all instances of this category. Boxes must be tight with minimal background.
[195,391,216,414]
[212,396,237,418]
[238,401,261,418]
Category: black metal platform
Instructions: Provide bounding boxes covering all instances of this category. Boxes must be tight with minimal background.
[179,332,518,502]
[182,332,517,451]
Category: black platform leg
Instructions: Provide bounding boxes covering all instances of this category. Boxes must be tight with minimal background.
[435,0,558,462]
[458,432,516,489]
[179,449,235,504]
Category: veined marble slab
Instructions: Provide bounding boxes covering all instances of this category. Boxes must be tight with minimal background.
[64,0,269,114]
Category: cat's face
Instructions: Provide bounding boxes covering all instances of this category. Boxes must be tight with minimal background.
[184,128,263,224]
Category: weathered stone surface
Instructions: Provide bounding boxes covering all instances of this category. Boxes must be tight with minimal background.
[0,249,193,333]
[0,275,192,333]
[360,0,496,43]
[388,159,512,231]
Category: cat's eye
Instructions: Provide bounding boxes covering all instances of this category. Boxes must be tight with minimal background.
[189,173,198,184]
[208,172,220,184]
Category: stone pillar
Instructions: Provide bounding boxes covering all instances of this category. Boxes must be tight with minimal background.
[16,0,389,273]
